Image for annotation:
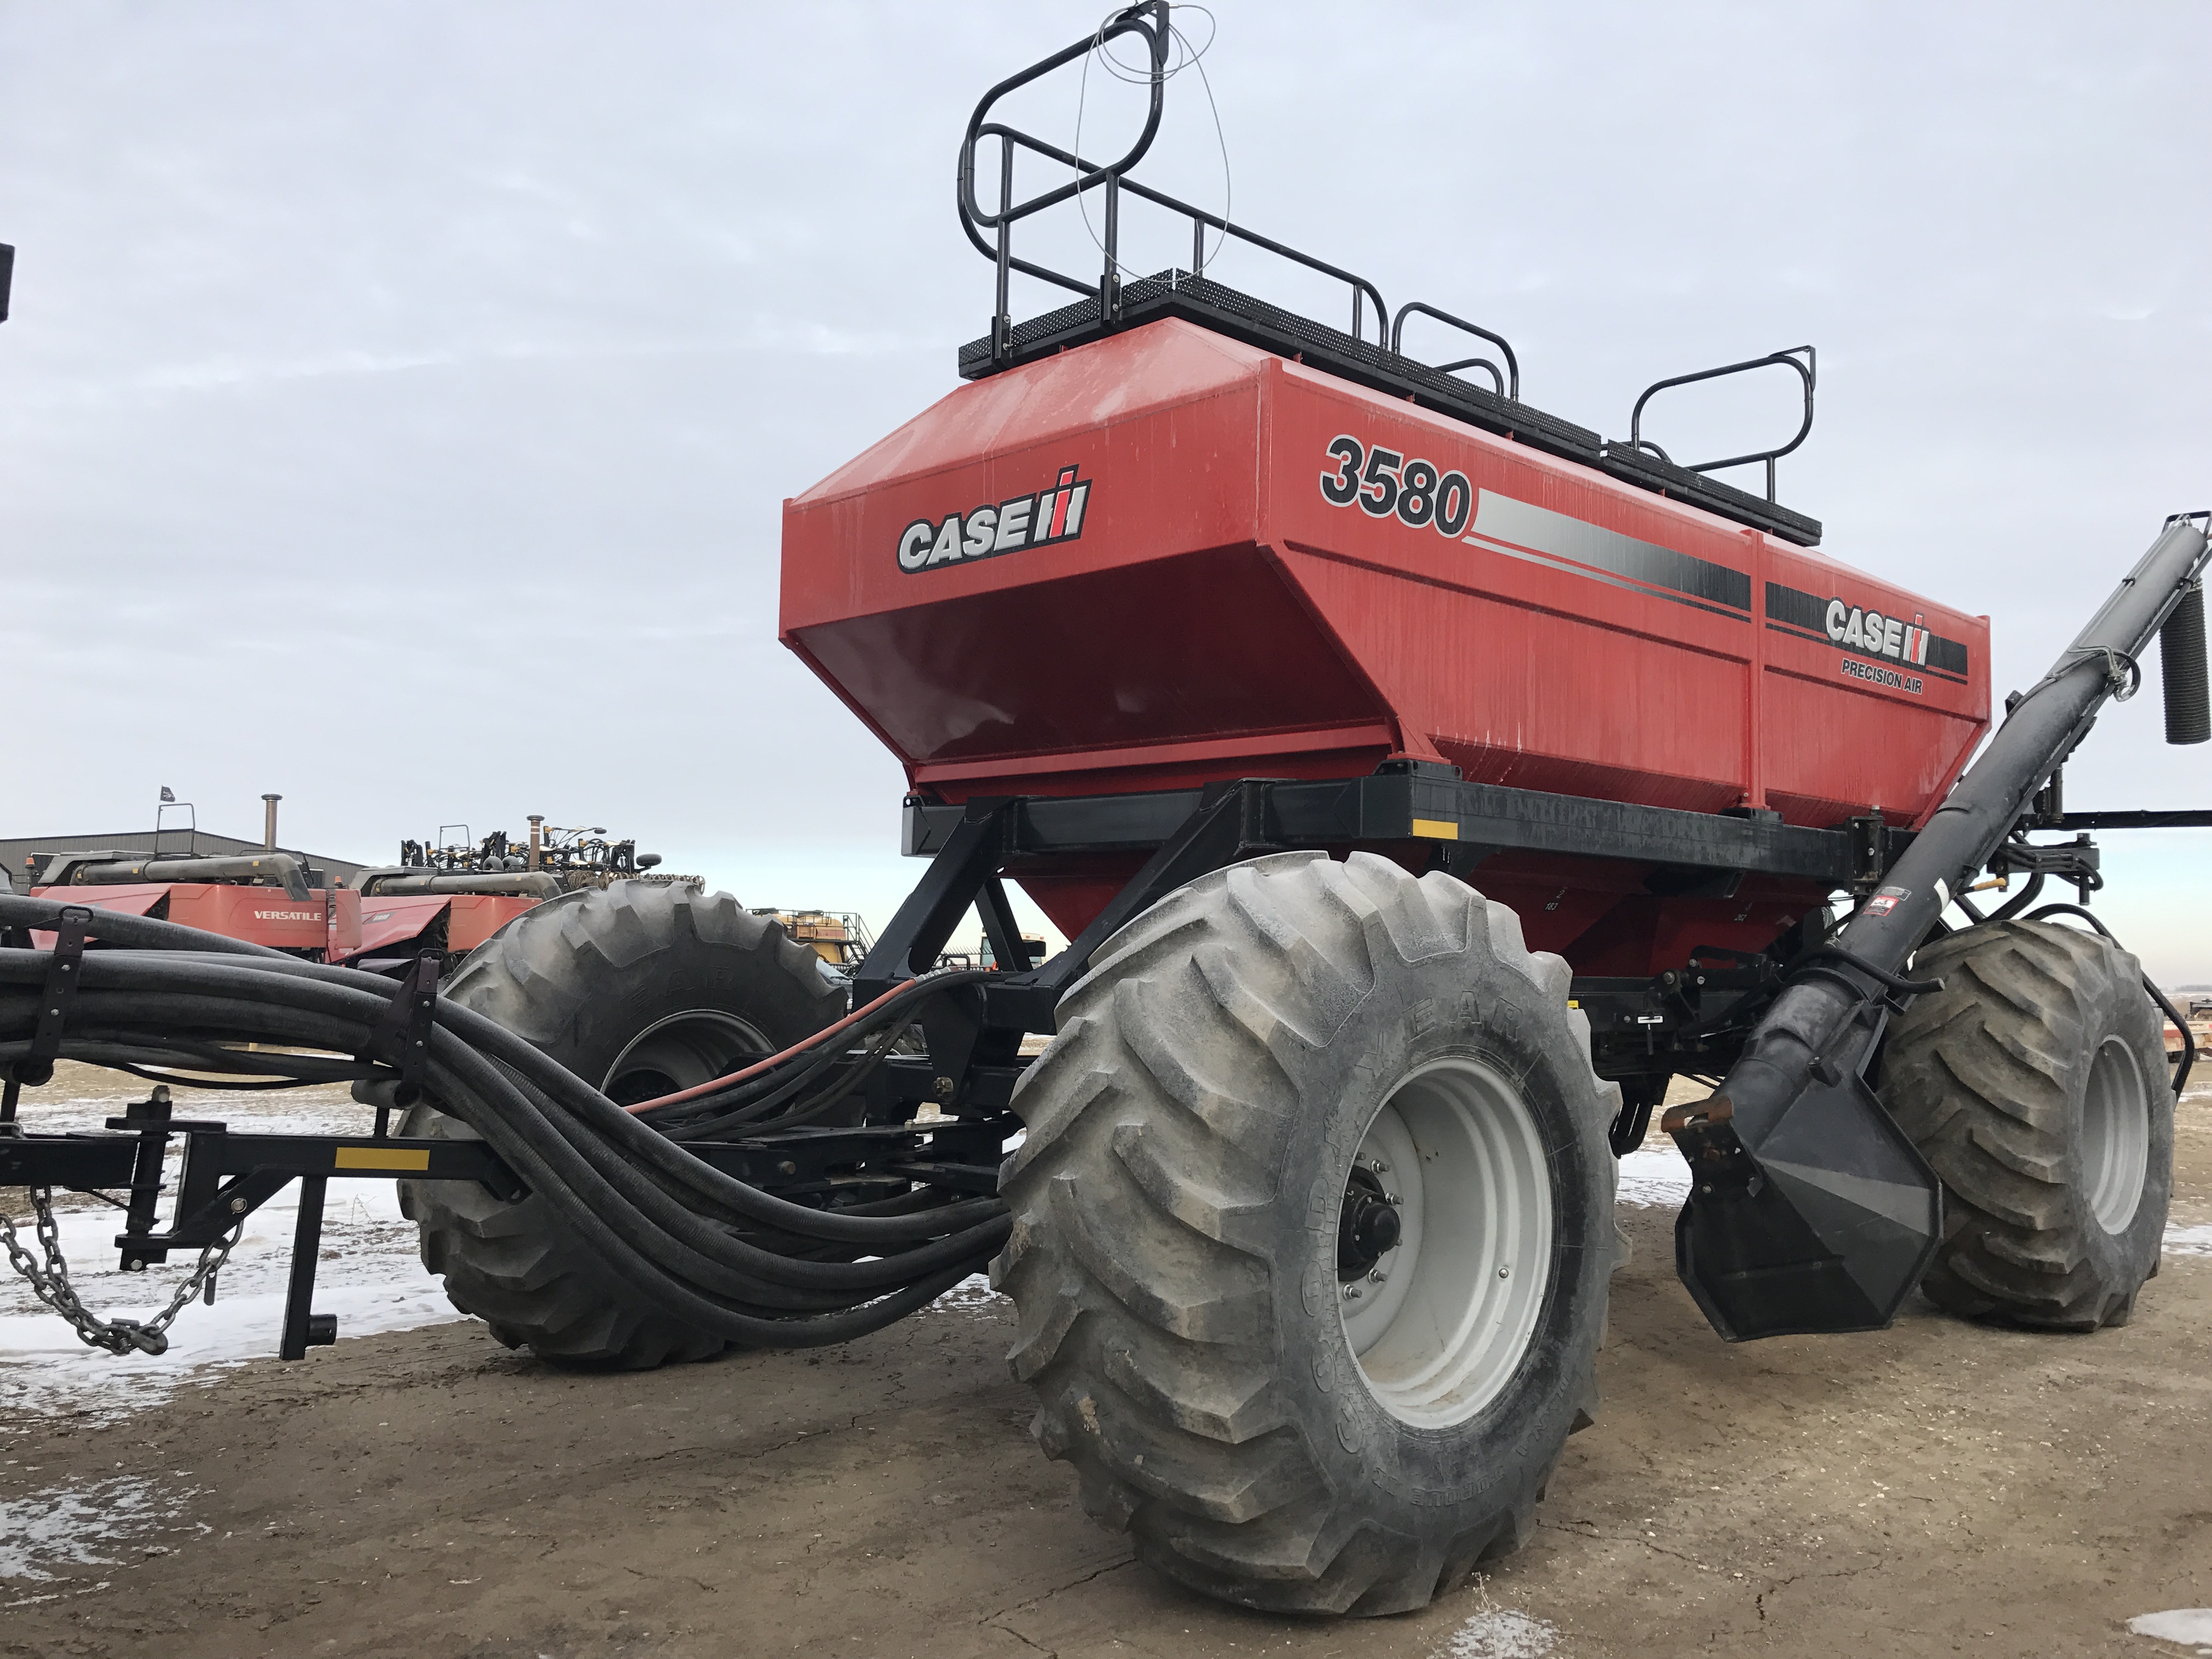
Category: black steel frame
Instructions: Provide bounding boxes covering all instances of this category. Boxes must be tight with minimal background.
[851,766,1913,1103]
[854,758,2209,1120]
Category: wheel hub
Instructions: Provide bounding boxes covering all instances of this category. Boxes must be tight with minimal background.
[1336,1056,1554,1429]
[1336,1166,1403,1280]
[2082,1034,2152,1233]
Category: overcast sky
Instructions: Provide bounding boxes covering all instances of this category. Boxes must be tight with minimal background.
[5,2,2210,975]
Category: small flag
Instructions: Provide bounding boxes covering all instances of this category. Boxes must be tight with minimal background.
[159,786,176,803]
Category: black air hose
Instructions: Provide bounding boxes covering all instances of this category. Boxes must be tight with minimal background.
[0,898,1010,1346]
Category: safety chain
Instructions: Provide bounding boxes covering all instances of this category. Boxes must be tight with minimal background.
[0,1187,240,1356]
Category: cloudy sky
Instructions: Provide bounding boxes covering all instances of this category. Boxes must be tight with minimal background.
[5,2,2210,976]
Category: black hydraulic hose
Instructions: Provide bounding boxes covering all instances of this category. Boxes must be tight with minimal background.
[1988,871,2047,922]
[0,893,290,957]
[0,918,1003,1239]
[640,1006,881,1126]
[10,960,1008,1288]
[409,1039,996,1302]
[641,972,984,1125]
[2023,902,2196,1096]
[1788,946,1943,998]
[1,945,1000,1246]
[661,1012,916,1138]
[20,980,1007,1331]
[0,934,1012,1344]
[0,1028,376,1085]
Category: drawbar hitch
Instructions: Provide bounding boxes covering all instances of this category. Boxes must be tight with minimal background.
[1671,515,2212,1340]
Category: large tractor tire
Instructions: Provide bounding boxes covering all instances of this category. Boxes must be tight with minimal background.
[397,882,845,1368]
[994,851,1622,1616]
[1883,918,2172,1331]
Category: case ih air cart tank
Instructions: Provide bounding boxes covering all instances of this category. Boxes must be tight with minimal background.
[3,12,2209,1616]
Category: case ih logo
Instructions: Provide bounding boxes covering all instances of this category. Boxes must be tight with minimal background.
[1824,598,1934,667]
[896,465,1093,574]
[1763,580,1971,686]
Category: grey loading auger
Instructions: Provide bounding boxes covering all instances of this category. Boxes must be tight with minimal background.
[1669,514,2212,1340]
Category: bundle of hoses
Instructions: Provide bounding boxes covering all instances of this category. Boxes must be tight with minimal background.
[0,894,1011,1348]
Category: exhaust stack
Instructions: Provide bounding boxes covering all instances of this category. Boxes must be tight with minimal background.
[262,793,283,850]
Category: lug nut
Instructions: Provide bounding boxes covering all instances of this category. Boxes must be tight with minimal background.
[1368,1268,1387,1284]
[1497,1263,1511,1279]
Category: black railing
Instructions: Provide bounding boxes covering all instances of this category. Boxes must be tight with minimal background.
[1390,301,1521,402]
[1627,347,1816,504]
[957,3,1387,360]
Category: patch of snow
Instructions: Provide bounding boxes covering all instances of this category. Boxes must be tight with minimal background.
[2128,1607,2212,1650]
[2164,1226,2212,1259]
[0,1079,462,1421]
[1616,1147,1691,1209]
[929,1272,1006,1312]
[1438,1607,1558,1658]
[0,1475,204,1582]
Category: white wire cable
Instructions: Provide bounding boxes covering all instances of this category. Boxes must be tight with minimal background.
[1071,4,1232,284]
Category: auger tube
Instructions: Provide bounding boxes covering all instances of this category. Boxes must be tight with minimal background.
[1671,516,2212,1341]
[351,868,563,900]
[46,853,317,903]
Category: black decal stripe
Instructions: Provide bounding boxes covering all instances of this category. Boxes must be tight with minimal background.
[1764,620,1830,647]
[1468,491,1752,616]
[1764,580,1830,634]
[1474,538,1754,623]
[1766,578,1975,679]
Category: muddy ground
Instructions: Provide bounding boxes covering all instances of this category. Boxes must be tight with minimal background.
[2,1090,2208,1659]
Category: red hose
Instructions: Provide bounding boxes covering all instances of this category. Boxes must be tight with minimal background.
[620,980,916,1115]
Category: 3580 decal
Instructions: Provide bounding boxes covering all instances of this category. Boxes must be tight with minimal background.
[1318,435,1472,537]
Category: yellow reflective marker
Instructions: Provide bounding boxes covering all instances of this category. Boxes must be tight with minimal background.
[1410,818,1460,840]
[333,1146,431,1172]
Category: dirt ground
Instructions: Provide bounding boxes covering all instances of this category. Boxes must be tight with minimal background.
[2,1091,2208,1659]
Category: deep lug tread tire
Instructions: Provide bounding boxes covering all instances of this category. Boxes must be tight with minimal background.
[1884,918,2172,1331]
[399,882,843,1368]
[994,851,1622,1616]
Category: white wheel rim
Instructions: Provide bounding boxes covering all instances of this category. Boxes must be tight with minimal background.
[2081,1034,2151,1233]
[1338,1056,1553,1429]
